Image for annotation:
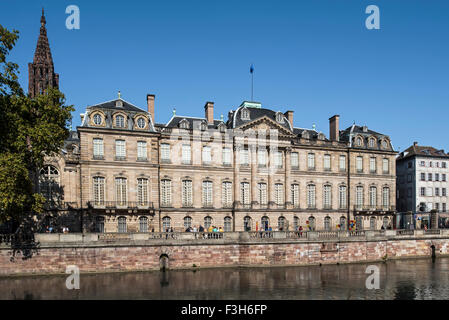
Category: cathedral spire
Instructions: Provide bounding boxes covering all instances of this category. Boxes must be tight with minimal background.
[28,8,59,97]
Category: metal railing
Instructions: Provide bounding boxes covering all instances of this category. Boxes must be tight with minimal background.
[88,201,154,209]
[353,205,396,212]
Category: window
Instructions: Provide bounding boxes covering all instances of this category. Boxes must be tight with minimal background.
[93,113,102,125]
[436,188,440,197]
[241,182,250,205]
[291,184,299,208]
[241,108,250,120]
[420,187,426,196]
[182,180,193,207]
[356,186,364,209]
[95,216,105,233]
[274,151,283,168]
[420,161,425,167]
[115,115,126,128]
[308,216,316,231]
[356,137,363,147]
[93,138,104,158]
[429,161,433,168]
[307,184,316,209]
[382,187,390,208]
[243,216,252,231]
[324,216,331,231]
[93,177,105,206]
[381,140,388,149]
[261,216,269,231]
[443,203,447,212]
[443,162,447,169]
[162,216,171,231]
[428,173,432,181]
[435,173,440,181]
[222,182,232,207]
[340,216,347,230]
[202,181,213,207]
[115,177,127,205]
[274,184,284,205]
[339,155,346,171]
[179,119,189,129]
[355,216,363,230]
[407,162,413,169]
[278,216,286,231]
[276,112,284,123]
[383,217,389,229]
[39,165,60,203]
[182,144,191,164]
[115,140,126,159]
[368,138,375,148]
[369,186,377,208]
[258,183,268,205]
[224,217,232,232]
[204,216,212,230]
[308,153,315,170]
[258,149,267,167]
[291,152,299,169]
[137,178,148,206]
[323,185,332,209]
[356,156,363,172]
[184,216,192,230]
[137,141,147,160]
[443,188,447,197]
[202,146,211,164]
[370,157,377,173]
[420,173,426,181]
[293,216,299,230]
[118,216,127,233]
[339,185,347,209]
[382,158,389,174]
[139,216,148,232]
[324,154,331,171]
[370,217,376,230]
[136,117,146,129]
[161,179,172,207]
[240,148,249,165]
[443,174,447,182]
[200,122,207,131]
[222,148,231,165]
[436,203,440,212]
[161,143,170,162]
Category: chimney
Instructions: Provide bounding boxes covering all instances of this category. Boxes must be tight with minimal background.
[284,110,294,128]
[147,94,155,123]
[329,115,340,141]
[413,141,418,146]
[205,101,214,125]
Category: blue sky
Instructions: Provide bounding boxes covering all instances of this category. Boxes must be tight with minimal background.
[1,0,449,152]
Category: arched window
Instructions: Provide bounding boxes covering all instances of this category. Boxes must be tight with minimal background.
[381,140,388,149]
[184,216,192,230]
[356,137,363,147]
[368,138,375,148]
[293,216,299,231]
[308,216,316,231]
[139,216,148,232]
[200,121,207,131]
[261,216,269,231]
[224,216,232,232]
[278,216,286,231]
[324,216,332,231]
[115,115,126,128]
[204,216,212,230]
[93,113,103,125]
[218,123,226,133]
[370,217,376,230]
[162,216,171,232]
[355,216,363,230]
[339,216,347,230]
[39,165,60,204]
[136,117,146,129]
[244,216,252,231]
[241,108,250,120]
[275,112,284,123]
[383,217,389,229]
[179,119,189,129]
[118,216,127,233]
[95,216,105,233]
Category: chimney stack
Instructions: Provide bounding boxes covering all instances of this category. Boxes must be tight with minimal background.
[329,115,340,141]
[147,94,155,123]
[284,110,294,128]
[205,101,214,125]
[413,141,418,146]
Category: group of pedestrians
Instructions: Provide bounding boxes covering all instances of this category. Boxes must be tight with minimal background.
[185,225,224,233]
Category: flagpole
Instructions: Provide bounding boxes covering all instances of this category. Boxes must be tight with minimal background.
[251,72,253,101]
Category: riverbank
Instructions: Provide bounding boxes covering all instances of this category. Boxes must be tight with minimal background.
[0,230,448,276]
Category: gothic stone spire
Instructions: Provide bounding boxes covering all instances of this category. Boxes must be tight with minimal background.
[28,8,59,97]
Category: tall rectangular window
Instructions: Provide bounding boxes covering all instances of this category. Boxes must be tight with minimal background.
[443,174,447,182]
[93,177,105,205]
[161,143,170,161]
[323,185,331,209]
[241,182,250,205]
[202,181,213,207]
[182,180,193,207]
[369,186,377,208]
[291,152,299,169]
[115,177,127,205]
[307,184,316,208]
[240,149,249,166]
[222,148,231,165]
[324,155,331,171]
[421,173,426,181]
[115,140,126,159]
[382,158,389,174]
[93,138,104,158]
[339,185,347,209]
[137,141,147,160]
[420,187,426,196]
[370,157,377,173]
[222,182,232,207]
[291,184,299,207]
[182,144,191,164]
[161,179,172,207]
[356,186,364,209]
[274,151,283,168]
[339,155,346,171]
[202,146,211,164]
[258,149,267,167]
[258,183,267,205]
[308,153,315,170]
[274,183,284,205]
[435,173,440,181]
[428,173,433,181]
[435,188,440,196]
[443,188,447,197]
[137,178,148,205]
[356,156,363,172]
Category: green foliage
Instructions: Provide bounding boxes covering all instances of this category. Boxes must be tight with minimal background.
[0,25,73,227]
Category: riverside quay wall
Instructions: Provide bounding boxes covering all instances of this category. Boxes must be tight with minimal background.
[1,229,449,276]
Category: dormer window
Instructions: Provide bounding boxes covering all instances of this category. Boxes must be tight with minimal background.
[241,108,250,120]
[356,137,363,147]
[115,115,126,128]
[218,123,226,133]
[382,140,388,149]
[200,121,207,131]
[179,119,189,129]
[136,117,146,129]
[93,113,102,125]
[275,112,284,123]
[318,133,325,141]
[368,137,375,148]
[302,131,310,139]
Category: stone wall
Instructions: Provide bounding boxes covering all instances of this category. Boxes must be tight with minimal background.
[0,232,447,276]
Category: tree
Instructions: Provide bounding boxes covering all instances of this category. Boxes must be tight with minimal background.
[0,25,73,231]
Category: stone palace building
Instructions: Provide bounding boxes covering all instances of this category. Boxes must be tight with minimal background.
[31,11,397,233]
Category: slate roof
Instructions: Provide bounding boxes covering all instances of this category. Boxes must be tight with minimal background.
[227,104,292,131]
[339,124,393,150]
[165,116,224,130]
[86,98,145,113]
[397,144,449,161]
[293,127,320,140]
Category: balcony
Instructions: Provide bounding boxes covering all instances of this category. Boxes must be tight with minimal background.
[353,205,396,213]
[88,201,154,211]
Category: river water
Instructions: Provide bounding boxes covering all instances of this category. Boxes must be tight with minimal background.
[1,257,449,300]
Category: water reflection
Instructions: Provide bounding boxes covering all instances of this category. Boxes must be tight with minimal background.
[1,258,449,300]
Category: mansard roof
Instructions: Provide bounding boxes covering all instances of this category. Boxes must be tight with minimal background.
[86,98,145,113]
[397,144,449,161]
[340,124,394,150]
[164,115,224,130]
